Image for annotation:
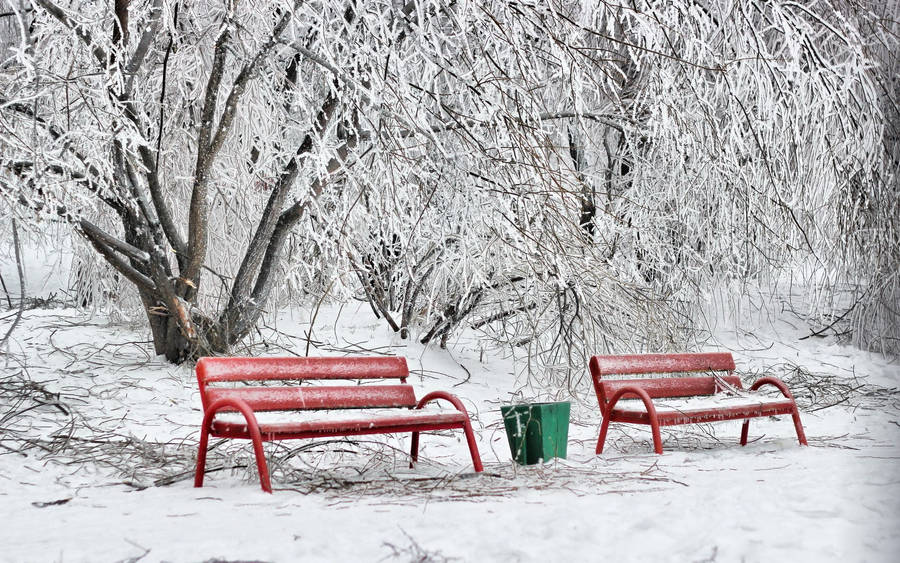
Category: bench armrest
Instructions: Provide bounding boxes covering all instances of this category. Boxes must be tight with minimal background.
[606,385,659,418]
[198,396,270,492]
[415,390,469,413]
[202,396,262,433]
[748,376,797,401]
[599,385,663,454]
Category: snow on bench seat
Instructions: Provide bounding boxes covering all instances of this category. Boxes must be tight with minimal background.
[610,394,797,426]
[210,408,469,439]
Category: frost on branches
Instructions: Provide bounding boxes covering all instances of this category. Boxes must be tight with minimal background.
[0,1,896,371]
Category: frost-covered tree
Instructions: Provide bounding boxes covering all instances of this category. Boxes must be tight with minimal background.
[344,0,898,378]
[0,0,895,369]
[844,0,900,354]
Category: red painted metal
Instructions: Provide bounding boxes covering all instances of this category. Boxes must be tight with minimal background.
[195,396,271,493]
[597,386,662,454]
[597,375,744,404]
[590,352,808,454]
[210,411,469,439]
[205,385,418,411]
[611,399,796,425]
[590,353,735,377]
[194,356,482,492]
[197,356,409,396]
[410,391,484,472]
[742,377,808,446]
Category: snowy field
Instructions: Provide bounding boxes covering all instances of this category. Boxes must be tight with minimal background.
[2,300,898,563]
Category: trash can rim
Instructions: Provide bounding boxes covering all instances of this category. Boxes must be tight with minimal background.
[500,400,570,410]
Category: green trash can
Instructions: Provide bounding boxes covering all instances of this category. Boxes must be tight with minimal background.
[500,401,570,465]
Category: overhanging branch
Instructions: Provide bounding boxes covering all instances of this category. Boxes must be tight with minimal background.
[79,219,150,263]
[123,0,165,95]
[33,0,109,65]
[78,220,156,292]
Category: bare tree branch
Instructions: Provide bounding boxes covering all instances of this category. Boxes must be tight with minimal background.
[0,98,124,212]
[137,145,186,260]
[79,219,150,263]
[225,90,339,313]
[206,3,300,163]
[182,21,232,293]
[33,0,109,65]
[183,5,299,294]
[78,221,156,292]
[3,159,123,213]
[123,0,165,96]
[0,221,25,349]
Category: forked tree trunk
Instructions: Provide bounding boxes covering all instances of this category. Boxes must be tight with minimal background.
[137,286,224,362]
[137,291,188,362]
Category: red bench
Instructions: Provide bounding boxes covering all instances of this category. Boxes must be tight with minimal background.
[590,352,808,454]
[194,356,483,492]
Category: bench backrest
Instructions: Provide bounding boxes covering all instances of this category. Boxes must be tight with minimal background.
[589,352,740,406]
[196,356,415,412]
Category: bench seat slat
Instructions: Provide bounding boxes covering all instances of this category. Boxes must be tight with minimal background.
[591,352,735,376]
[600,375,743,401]
[611,395,796,425]
[210,410,468,440]
[198,356,409,383]
[205,385,417,411]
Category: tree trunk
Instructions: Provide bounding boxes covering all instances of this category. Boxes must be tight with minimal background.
[138,288,219,363]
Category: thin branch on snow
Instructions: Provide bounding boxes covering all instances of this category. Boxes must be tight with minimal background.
[0,221,25,349]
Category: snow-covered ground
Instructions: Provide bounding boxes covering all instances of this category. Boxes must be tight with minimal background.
[1,302,898,562]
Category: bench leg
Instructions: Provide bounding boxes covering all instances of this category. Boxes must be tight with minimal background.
[194,424,211,488]
[196,431,271,493]
[462,420,484,472]
[248,430,272,493]
[745,377,809,447]
[596,417,611,454]
[791,407,808,445]
[741,409,808,447]
[195,400,273,493]
[409,425,482,473]
[197,436,271,493]
[599,388,664,454]
[409,431,419,469]
[649,420,663,454]
[597,420,663,455]
[740,419,750,446]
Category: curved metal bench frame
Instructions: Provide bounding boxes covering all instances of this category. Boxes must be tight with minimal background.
[591,353,808,454]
